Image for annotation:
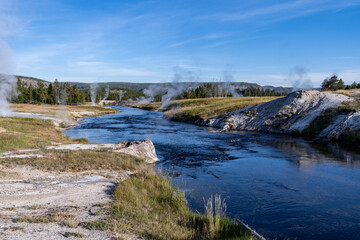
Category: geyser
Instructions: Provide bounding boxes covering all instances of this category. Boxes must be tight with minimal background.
[0,74,17,116]
[90,82,98,106]
[0,40,18,116]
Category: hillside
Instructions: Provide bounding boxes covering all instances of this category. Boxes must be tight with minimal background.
[16,75,51,88]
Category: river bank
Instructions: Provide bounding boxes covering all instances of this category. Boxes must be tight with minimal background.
[0,104,255,240]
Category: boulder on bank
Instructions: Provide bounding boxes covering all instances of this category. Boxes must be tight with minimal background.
[114,139,159,164]
[46,139,160,163]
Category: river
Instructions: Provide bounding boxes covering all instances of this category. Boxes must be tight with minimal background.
[65,106,360,240]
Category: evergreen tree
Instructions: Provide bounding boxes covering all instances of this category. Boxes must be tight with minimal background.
[321,75,345,91]
[38,82,47,104]
[351,81,358,89]
[15,78,24,103]
[338,78,345,90]
[53,79,60,104]
[47,83,54,104]
[28,84,34,103]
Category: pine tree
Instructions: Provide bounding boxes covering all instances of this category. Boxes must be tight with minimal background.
[38,82,47,104]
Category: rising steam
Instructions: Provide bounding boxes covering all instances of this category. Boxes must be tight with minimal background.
[288,66,313,90]
[221,66,240,97]
[90,82,98,106]
[118,90,124,101]
[102,85,109,101]
[0,40,18,116]
[0,74,17,116]
[137,85,163,104]
[158,65,200,109]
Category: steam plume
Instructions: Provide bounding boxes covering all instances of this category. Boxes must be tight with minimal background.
[221,66,240,97]
[0,40,18,116]
[102,85,109,101]
[158,65,200,109]
[118,90,124,101]
[288,66,313,90]
[137,85,163,104]
[90,82,98,106]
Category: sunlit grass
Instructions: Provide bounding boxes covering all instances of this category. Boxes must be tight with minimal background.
[0,117,83,153]
[82,171,254,239]
[0,150,145,172]
[137,97,280,123]
[10,103,118,118]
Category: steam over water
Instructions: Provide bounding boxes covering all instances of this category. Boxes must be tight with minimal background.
[66,106,360,240]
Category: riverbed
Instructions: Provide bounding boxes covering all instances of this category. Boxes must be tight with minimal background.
[65,106,360,240]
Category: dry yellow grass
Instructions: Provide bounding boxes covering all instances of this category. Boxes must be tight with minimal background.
[10,104,118,118]
[137,97,280,122]
[1,150,145,172]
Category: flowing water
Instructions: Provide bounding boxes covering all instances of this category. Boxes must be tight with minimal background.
[66,106,360,240]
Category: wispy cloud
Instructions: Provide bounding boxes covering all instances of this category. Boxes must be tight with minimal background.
[170,33,228,47]
[198,0,360,22]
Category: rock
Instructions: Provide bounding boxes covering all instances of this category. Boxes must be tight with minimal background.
[114,139,159,164]
[319,111,360,140]
[45,140,160,164]
[209,90,353,137]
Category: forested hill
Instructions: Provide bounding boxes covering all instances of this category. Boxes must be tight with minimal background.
[17,75,51,88]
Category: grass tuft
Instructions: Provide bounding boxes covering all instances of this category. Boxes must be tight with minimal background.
[64,232,85,238]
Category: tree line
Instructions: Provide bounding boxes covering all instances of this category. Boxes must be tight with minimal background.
[321,75,360,91]
[240,87,287,97]
[13,79,88,105]
[175,83,287,99]
[12,78,145,105]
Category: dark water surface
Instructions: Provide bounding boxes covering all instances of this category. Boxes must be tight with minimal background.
[65,106,360,240]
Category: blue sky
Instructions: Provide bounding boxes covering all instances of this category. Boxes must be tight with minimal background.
[1,0,360,87]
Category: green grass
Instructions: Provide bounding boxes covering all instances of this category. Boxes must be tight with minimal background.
[137,97,279,123]
[64,232,85,238]
[75,105,119,113]
[14,212,74,224]
[0,117,85,153]
[82,171,254,240]
[302,107,354,135]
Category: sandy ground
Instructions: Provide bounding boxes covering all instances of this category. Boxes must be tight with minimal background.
[0,164,136,239]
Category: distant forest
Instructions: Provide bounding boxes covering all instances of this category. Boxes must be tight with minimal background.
[13,78,144,105]
[176,83,287,99]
